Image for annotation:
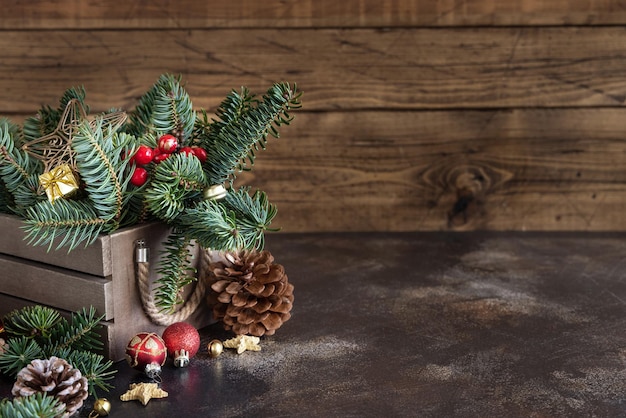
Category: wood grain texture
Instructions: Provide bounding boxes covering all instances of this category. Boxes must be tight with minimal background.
[0,214,112,276]
[1,26,626,115]
[2,0,626,29]
[232,108,626,232]
[0,254,113,319]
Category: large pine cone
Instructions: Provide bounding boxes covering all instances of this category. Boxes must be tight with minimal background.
[207,249,294,336]
[12,356,88,417]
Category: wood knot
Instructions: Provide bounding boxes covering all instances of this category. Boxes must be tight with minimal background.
[420,158,513,228]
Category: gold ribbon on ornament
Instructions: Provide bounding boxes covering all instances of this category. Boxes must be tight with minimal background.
[39,164,79,203]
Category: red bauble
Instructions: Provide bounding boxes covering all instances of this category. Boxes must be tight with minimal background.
[133,145,154,165]
[130,167,148,186]
[161,322,201,368]
[125,332,167,377]
[158,134,178,154]
[191,146,207,163]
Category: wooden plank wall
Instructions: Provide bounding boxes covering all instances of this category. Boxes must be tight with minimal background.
[2,1,626,232]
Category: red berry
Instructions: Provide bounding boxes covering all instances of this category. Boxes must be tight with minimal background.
[179,146,194,156]
[158,134,178,154]
[130,167,148,186]
[153,153,170,164]
[191,146,207,163]
[133,145,154,165]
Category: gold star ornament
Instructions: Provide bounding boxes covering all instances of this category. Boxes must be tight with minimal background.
[223,335,261,354]
[120,382,168,406]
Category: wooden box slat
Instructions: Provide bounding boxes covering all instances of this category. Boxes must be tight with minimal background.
[0,214,111,277]
[0,254,113,320]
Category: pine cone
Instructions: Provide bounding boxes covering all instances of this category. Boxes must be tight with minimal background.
[12,356,89,417]
[0,338,6,355]
[207,249,294,336]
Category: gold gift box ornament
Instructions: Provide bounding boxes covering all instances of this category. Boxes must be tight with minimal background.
[39,164,80,203]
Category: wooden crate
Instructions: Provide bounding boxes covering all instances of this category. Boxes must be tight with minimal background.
[0,214,213,361]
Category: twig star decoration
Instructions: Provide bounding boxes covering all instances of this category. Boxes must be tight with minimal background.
[120,382,168,406]
[22,99,127,174]
[22,99,87,173]
[223,335,261,354]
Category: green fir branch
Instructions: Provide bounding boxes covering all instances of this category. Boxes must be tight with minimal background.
[3,305,61,339]
[0,118,43,214]
[154,230,197,312]
[144,181,187,221]
[223,188,278,249]
[0,336,44,377]
[193,86,255,149]
[72,119,135,223]
[176,199,245,250]
[125,74,195,141]
[53,349,116,396]
[22,199,110,251]
[46,307,104,353]
[201,82,301,185]
[0,392,66,418]
[152,152,207,191]
[0,305,116,395]
[22,106,60,143]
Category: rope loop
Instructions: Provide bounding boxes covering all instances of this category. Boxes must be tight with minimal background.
[135,239,209,326]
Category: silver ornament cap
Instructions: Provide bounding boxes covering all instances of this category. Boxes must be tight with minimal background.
[203,184,227,200]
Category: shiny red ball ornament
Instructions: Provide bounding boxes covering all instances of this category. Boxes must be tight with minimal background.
[158,134,178,154]
[130,167,148,186]
[125,332,167,378]
[161,322,201,368]
[133,145,154,165]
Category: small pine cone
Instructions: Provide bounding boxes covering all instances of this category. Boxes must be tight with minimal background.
[12,356,89,417]
[207,249,294,336]
[0,338,6,355]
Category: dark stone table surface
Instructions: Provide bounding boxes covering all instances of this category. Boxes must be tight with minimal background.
[2,232,626,417]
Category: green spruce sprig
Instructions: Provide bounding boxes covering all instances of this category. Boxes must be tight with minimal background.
[0,118,43,215]
[154,230,197,312]
[0,305,116,396]
[197,82,301,185]
[144,152,205,222]
[125,74,195,141]
[0,392,66,418]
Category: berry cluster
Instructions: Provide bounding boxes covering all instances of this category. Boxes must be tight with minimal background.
[129,134,208,186]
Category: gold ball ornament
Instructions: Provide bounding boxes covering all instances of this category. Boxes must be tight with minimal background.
[88,398,111,417]
[207,339,223,358]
